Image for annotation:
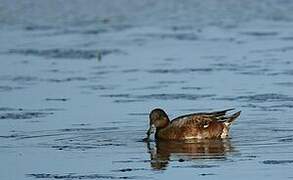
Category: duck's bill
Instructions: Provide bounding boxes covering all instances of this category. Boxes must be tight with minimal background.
[146,125,155,138]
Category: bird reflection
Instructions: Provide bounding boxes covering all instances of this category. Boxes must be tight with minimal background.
[146,139,234,170]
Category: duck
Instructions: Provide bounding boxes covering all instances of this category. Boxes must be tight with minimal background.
[145,108,241,140]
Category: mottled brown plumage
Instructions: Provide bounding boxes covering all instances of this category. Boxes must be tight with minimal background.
[146,108,241,140]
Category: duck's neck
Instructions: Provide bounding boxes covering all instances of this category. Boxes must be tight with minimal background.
[155,123,169,139]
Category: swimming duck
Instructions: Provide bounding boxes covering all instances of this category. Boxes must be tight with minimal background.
[145,108,241,140]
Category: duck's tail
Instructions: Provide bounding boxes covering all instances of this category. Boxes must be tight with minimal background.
[224,111,241,126]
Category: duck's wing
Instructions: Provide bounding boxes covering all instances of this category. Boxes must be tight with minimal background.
[169,115,213,128]
[170,109,237,128]
[192,108,235,117]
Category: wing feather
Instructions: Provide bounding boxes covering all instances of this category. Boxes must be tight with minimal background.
[169,109,235,128]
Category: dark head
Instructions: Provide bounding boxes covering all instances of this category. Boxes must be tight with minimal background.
[146,108,170,139]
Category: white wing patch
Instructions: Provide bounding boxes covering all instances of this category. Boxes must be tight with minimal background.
[184,136,197,140]
[203,124,209,128]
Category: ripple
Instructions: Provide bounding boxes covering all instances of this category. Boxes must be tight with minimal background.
[2,127,133,151]
[241,103,293,111]
[272,129,293,132]
[0,85,24,92]
[45,77,87,83]
[140,32,198,41]
[82,29,108,35]
[279,138,293,142]
[101,94,131,98]
[80,85,116,91]
[137,93,215,101]
[181,86,204,90]
[0,107,23,111]
[112,168,147,172]
[218,93,293,103]
[127,112,148,116]
[7,49,126,60]
[102,93,215,102]
[0,107,63,121]
[113,99,144,103]
[24,25,55,31]
[263,160,293,165]
[12,76,39,83]
[275,82,293,87]
[282,69,293,76]
[0,112,53,120]
[252,46,293,53]
[8,49,97,59]
[121,69,140,73]
[45,98,69,102]
[281,36,293,41]
[147,68,213,74]
[27,173,138,179]
[199,173,216,176]
[129,85,168,90]
[240,31,278,37]
[156,80,185,85]
[172,164,219,169]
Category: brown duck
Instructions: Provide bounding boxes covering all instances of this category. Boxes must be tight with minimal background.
[146,108,241,140]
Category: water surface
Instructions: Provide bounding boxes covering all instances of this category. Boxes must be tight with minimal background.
[1,1,293,179]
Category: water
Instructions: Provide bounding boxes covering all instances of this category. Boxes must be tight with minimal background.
[1,1,293,179]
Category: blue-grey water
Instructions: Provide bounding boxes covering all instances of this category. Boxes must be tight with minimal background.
[1,1,293,179]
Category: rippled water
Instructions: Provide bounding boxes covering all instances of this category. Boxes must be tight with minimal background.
[1,1,293,179]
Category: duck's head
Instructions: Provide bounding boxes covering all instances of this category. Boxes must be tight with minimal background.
[146,108,170,139]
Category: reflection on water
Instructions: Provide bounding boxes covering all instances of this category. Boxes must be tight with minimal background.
[146,139,234,170]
